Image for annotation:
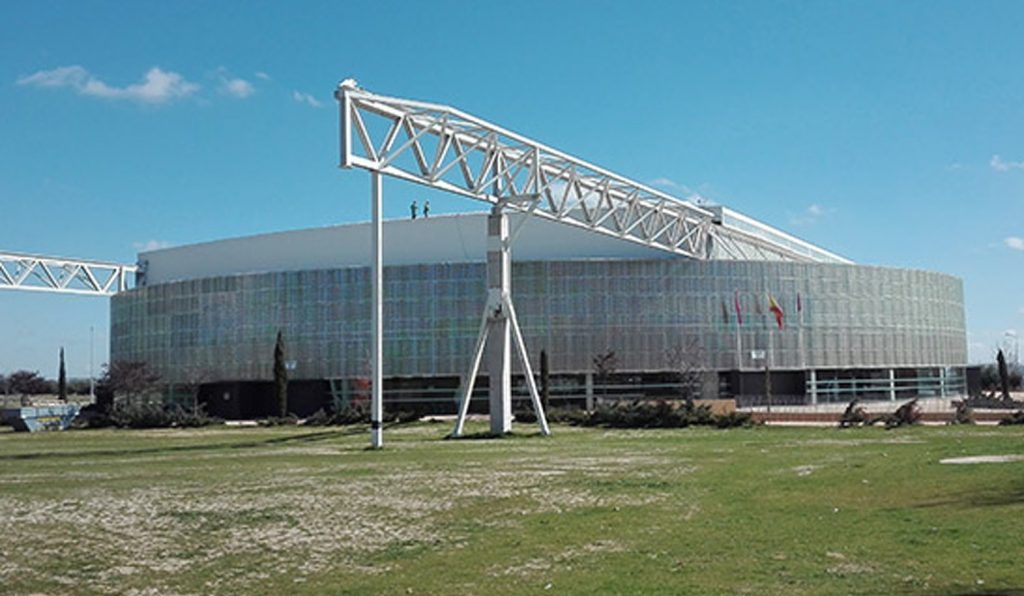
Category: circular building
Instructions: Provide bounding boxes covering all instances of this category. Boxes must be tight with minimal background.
[111,211,967,418]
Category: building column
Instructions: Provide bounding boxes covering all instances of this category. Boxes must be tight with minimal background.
[939,367,947,398]
[888,368,896,401]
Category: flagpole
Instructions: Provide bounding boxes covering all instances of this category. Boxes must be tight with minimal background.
[766,317,773,415]
[733,291,743,371]
[799,292,805,370]
[735,321,742,370]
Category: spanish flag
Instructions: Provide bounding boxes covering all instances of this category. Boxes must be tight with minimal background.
[768,292,784,329]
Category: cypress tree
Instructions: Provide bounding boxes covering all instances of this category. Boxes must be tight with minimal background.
[997,349,1011,400]
[273,331,288,416]
[58,347,67,402]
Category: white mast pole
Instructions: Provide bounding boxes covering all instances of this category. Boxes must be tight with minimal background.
[370,171,384,449]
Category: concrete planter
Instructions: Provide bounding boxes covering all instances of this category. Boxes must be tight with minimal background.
[1,405,81,432]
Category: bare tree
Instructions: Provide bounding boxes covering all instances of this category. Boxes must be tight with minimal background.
[97,361,161,408]
[179,365,215,413]
[664,338,706,406]
[592,350,618,404]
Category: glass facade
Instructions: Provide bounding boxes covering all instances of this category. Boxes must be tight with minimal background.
[110,260,966,385]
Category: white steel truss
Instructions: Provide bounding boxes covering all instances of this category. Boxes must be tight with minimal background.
[336,81,827,262]
[0,252,135,296]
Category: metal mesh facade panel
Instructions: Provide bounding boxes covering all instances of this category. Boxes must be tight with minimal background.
[111,260,967,383]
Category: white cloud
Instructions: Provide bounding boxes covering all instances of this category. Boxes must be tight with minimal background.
[16,65,88,88]
[17,65,199,104]
[650,177,684,190]
[133,239,173,252]
[219,77,254,98]
[990,155,1024,172]
[789,203,830,226]
[1005,236,1024,251]
[292,90,324,108]
[649,177,708,203]
[255,71,271,81]
[213,67,255,98]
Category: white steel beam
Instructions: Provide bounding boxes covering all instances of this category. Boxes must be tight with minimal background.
[0,252,135,296]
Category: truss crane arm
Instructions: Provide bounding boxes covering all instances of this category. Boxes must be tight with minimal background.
[0,251,136,296]
[335,81,836,263]
[336,81,727,260]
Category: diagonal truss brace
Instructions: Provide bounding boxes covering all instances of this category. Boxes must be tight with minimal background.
[0,252,136,296]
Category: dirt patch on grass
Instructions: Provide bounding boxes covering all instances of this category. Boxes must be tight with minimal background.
[493,540,627,578]
[0,445,688,594]
[792,464,820,476]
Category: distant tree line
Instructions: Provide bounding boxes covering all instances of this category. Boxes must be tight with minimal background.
[0,371,92,396]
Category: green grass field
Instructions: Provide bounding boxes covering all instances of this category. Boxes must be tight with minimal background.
[1,422,1022,595]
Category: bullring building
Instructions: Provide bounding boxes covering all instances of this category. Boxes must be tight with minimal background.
[110,208,967,418]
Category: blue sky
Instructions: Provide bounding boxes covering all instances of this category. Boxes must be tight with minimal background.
[2,0,1023,376]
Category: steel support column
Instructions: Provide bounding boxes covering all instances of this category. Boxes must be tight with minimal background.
[452,207,549,437]
[485,209,512,434]
[370,172,384,449]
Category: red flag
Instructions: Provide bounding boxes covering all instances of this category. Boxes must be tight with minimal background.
[734,291,743,326]
[768,292,784,329]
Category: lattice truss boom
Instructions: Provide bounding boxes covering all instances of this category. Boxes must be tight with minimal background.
[0,252,135,296]
[337,84,828,262]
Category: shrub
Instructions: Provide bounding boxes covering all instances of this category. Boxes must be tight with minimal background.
[259,415,300,427]
[170,406,222,428]
[299,404,419,427]
[84,402,223,429]
[546,406,591,426]
[839,400,869,428]
[301,403,370,426]
[513,405,538,423]
[883,399,922,429]
[948,400,974,425]
[998,410,1024,426]
[301,408,334,426]
[712,411,754,428]
[965,394,1024,410]
[543,400,749,429]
